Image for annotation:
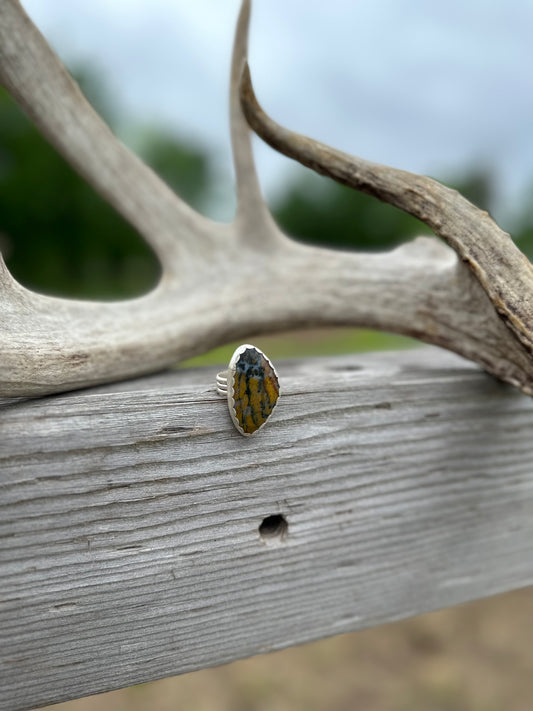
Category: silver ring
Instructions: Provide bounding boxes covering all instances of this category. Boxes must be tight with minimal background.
[216,344,280,436]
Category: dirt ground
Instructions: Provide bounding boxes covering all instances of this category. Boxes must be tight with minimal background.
[38,587,533,711]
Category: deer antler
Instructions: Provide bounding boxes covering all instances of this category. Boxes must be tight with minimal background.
[239,64,533,357]
[1,0,533,397]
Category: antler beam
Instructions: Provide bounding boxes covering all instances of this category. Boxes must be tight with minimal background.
[0,0,533,397]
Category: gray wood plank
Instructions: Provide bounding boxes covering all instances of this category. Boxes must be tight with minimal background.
[1,347,533,711]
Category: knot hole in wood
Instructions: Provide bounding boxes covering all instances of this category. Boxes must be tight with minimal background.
[259,514,288,543]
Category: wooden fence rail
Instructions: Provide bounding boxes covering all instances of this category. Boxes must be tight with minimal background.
[1,347,533,711]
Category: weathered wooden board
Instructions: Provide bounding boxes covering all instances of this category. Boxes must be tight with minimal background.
[1,347,533,711]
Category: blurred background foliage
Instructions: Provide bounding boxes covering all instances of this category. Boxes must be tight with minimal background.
[1,69,533,355]
[0,70,212,300]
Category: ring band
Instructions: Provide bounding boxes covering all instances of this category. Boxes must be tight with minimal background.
[216,344,280,436]
[216,371,229,396]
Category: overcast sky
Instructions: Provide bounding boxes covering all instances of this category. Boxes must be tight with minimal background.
[22,0,533,227]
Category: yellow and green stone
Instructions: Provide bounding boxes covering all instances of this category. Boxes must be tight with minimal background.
[231,347,279,435]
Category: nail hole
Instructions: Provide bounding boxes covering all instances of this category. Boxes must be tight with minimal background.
[259,514,288,542]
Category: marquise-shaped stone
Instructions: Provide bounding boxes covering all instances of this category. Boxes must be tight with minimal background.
[230,346,279,435]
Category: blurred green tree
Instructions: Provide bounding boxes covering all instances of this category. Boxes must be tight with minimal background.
[0,70,210,299]
[273,171,429,251]
[512,180,533,259]
[272,167,496,252]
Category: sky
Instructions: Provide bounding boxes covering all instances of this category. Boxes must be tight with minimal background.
[21,0,533,228]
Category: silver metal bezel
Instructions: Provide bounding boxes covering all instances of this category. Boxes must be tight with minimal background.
[218,344,280,437]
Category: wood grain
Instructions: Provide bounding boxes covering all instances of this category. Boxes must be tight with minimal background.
[2,348,533,711]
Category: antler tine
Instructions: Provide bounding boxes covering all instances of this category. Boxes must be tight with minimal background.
[239,63,533,353]
[229,0,284,244]
[0,0,216,275]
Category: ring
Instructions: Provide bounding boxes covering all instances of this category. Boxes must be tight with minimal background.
[216,344,280,436]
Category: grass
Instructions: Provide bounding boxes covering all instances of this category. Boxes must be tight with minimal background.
[179,328,416,368]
